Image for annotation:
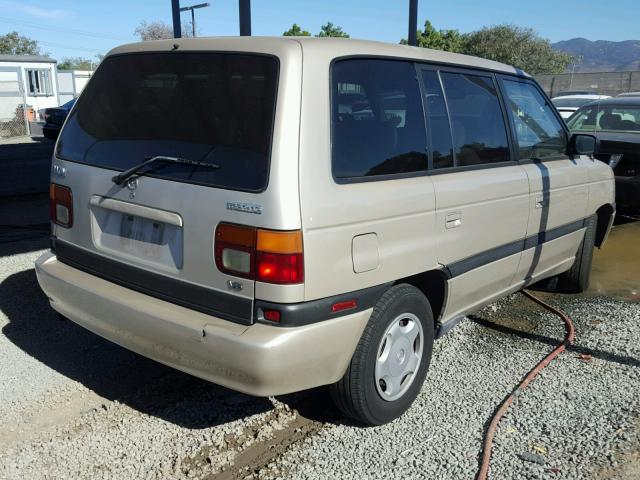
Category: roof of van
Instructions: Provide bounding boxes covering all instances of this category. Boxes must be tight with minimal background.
[107,36,530,78]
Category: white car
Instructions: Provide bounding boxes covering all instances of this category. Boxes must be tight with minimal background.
[551,94,610,119]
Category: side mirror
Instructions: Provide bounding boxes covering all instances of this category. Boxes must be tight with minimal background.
[568,133,598,156]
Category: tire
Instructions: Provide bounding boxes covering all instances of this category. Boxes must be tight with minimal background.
[558,214,596,293]
[330,284,434,426]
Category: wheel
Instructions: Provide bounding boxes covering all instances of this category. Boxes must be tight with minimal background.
[558,214,596,293]
[330,284,434,425]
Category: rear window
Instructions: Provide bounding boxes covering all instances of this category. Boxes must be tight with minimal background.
[56,53,278,192]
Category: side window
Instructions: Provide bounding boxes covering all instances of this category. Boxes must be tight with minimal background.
[332,59,427,179]
[421,70,453,169]
[566,107,596,131]
[440,72,510,166]
[502,80,567,160]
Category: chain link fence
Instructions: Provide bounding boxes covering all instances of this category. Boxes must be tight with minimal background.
[535,71,640,98]
[0,68,29,139]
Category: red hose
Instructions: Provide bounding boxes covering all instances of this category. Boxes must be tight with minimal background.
[476,290,576,480]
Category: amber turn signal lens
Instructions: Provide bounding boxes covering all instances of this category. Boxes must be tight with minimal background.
[256,229,303,254]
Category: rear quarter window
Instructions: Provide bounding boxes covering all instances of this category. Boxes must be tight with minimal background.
[331,59,428,180]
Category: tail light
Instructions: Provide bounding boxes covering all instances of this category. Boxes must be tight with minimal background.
[215,223,303,285]
[50,183,73,228]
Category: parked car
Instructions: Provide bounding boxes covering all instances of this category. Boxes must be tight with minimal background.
[42,99,76,140]
[555,89,597,97]
[616,92,640,98]
[551,94,610,119]
[35,37,615,426]
[566,97,640,210]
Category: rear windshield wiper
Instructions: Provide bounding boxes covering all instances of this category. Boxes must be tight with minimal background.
[112,155,221,185]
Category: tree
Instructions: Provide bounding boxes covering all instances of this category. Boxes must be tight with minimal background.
[134,21,173,41]
[0,31,41,55]
[461,24,574,74]
[283,24,311,36]
[401,21,463,52]
[134,21,195,41]
[316,22,349,38]
[58,57,94,70]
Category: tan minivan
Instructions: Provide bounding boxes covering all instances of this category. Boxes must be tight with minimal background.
[36,37,615,425]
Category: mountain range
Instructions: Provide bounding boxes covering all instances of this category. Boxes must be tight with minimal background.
[552,38,640,72]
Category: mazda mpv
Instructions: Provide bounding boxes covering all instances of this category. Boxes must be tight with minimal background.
[36,37,615,425]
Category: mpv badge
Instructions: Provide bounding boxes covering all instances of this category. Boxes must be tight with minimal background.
[52,164,66,179]
[226,201,262,215]
[126,178,138,199]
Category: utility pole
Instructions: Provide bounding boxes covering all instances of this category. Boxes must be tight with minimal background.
[408,0,418,46]
[239,0,251,36]
[180,2,210,37]
[171,0,182,38]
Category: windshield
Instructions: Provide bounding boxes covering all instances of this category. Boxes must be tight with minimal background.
[552,97,596,108]
[56,52,278,192]
[567,104,640,133]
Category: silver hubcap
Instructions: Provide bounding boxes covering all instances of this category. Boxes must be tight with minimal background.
[375,313,423,402]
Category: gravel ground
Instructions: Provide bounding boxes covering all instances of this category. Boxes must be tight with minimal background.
[263,293,640,480]
[1,242,639,479]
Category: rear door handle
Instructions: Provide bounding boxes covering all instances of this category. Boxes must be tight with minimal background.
[535,196,547,209]
[445,212,462,229]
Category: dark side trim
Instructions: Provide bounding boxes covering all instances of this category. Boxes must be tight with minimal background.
[445,218,587,279]
[435,315,466,339]
[55,240,254,325]
[255,283,393,327]
[53,217,588,329]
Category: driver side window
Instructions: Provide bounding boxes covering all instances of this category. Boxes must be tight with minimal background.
[502,80,566,160]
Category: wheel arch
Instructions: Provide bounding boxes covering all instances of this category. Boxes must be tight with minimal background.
[393,269,448,324]
[594,203,615,248]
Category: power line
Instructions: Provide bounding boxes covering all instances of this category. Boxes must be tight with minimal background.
[37,40,105,55]
[0,17,128,42]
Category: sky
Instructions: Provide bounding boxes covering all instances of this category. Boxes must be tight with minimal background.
[1,0,638,61]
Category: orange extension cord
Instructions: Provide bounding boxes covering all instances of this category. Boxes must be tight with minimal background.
[476,290,576,480]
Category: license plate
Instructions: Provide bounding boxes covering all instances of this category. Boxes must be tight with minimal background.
[119,214,165,258]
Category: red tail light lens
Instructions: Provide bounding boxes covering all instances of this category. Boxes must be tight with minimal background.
[256,252,304,284]
[49,183,73,228]
[214,223,304,285]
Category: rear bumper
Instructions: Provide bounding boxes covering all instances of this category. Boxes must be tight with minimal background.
[35,252,371,396]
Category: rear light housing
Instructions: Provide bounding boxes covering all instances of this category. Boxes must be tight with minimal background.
[49,183,73,228]
[215,223,303,285]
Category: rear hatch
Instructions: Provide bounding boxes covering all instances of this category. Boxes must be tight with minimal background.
[51,50,285,325]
